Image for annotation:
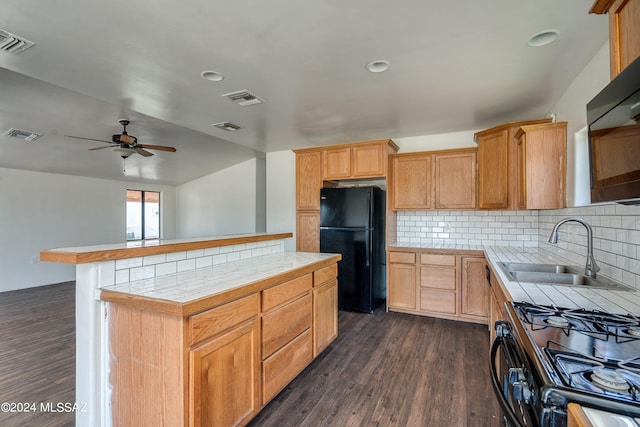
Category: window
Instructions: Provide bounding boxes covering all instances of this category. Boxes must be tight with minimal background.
[126,190,160,240]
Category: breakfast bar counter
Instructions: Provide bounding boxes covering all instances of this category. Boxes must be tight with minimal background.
[40,232,341,427]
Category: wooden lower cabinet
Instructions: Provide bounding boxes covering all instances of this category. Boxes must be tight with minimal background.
[107,261,339,427]
[190,320,260,427]
[388,262,417,310]
[387,249,488,324]
[313,278,338,356]
[488,264,508,342]
[461,257,489,320]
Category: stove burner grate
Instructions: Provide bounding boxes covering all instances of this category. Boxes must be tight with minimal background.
[546,316,570,328]
[590,368,631,393]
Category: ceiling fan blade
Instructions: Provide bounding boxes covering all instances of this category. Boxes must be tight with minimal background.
[135,148,154,157]
[119,133,136,144]
[65,135,114,144]
[88,145,115,151]
[138,144,177,152]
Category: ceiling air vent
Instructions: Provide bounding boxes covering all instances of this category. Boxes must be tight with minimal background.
[3,128,42,141]
[211,122,241,131]
[0,29,35,55]
[221,90,264,106]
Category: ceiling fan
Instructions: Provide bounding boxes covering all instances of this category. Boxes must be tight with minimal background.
[65,120,177,158]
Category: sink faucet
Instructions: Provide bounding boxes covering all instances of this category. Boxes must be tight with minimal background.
[548,217,600,279]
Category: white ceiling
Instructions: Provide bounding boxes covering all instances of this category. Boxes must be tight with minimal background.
[0,0,608,185]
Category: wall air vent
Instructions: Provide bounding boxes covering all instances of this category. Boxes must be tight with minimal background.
[211,122,241,131]
[3,128,42,141]
[221,90,264,106]
[0,29,35,55]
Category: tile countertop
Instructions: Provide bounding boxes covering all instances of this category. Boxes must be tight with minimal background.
[100,251,340,312]
[388,243,640,315]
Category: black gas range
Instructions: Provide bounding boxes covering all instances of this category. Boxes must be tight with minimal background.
[491,301,640,427]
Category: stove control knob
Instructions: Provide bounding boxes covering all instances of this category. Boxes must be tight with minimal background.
[512,381,531,404]
[508,368,525,383]
[495,321,512,338]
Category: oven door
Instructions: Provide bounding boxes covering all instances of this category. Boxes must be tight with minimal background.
[490,321,539,427]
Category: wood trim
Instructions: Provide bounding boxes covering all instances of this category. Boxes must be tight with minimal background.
[390,146,477,159]
[100,254,341,317]
[473,118,552,141]
[567,403,594,427]
[589,0,616,14]
[40,233,293,264]
[293,138,399,154]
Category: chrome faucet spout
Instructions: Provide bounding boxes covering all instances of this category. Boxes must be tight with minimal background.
[547,217,600,278]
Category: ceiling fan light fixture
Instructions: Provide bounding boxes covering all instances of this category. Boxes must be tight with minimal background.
[114,147,135,158]
[366,60,390,73]
[527,30,559,47]
[201,70,224,82]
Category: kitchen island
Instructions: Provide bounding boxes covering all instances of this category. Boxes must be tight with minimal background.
[41,233,341,427]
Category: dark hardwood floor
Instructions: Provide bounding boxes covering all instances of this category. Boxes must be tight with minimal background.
[0,282,501,427]
[0,282,75,427]
[249,309,502,427]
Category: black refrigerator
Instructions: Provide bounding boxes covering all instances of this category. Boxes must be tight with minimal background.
[319,186,386,313]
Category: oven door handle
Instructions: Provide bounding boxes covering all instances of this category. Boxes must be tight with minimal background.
[490,336,525,427]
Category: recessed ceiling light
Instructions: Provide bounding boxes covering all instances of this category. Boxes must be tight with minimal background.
[527,30,559,47]
[201,70,224,82]
[366,60,390,73]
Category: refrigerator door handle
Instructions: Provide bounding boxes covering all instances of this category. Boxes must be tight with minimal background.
[365,233,370,268]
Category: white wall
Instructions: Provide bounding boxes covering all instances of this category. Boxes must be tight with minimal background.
[393,130,478,153]
[546,42,610,207]
[176,158,258,237]
[266,150,296,251]
[0,167,177,292]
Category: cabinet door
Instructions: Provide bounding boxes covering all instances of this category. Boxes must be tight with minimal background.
[189,320,259,427]
[352,143,386,177]
[477,129,509,209]
[296,212,320,252]
[388,263,417,309]
[517,123,566,209]
[313,278,338,356]
[434,151,477,209]
[296,151,322,211]
[392,155,432,210]
[607,0,640,78]
[461,257,489,319]
[322,147,351,179]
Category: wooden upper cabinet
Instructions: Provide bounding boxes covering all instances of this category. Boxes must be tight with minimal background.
[515,122,567,209]
[392,154,432,210]
[591,0,640,79]
[475,118,552,210]
[476,128,509,209]
[391,148,477,211]
[434,151,477,209]
[352,143,387,177]
[295,151,322,211]
[322,147,351,180]
[321,139,398,180]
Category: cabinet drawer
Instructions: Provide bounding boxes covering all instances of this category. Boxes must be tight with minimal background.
[262,328,313,404]
[262,274,312,312]
[420,289,456,314]
[389,252,416,264]
[420,253,456,266]
[313,264,337,286]
[262,293,312,358]
[420,266,456,290]
[189,294,259,346]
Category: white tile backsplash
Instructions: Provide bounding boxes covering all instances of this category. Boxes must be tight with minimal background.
[104,239,288,284]
[395,204,640,289]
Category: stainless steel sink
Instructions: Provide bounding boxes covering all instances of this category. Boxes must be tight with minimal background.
[497,262,632,291]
